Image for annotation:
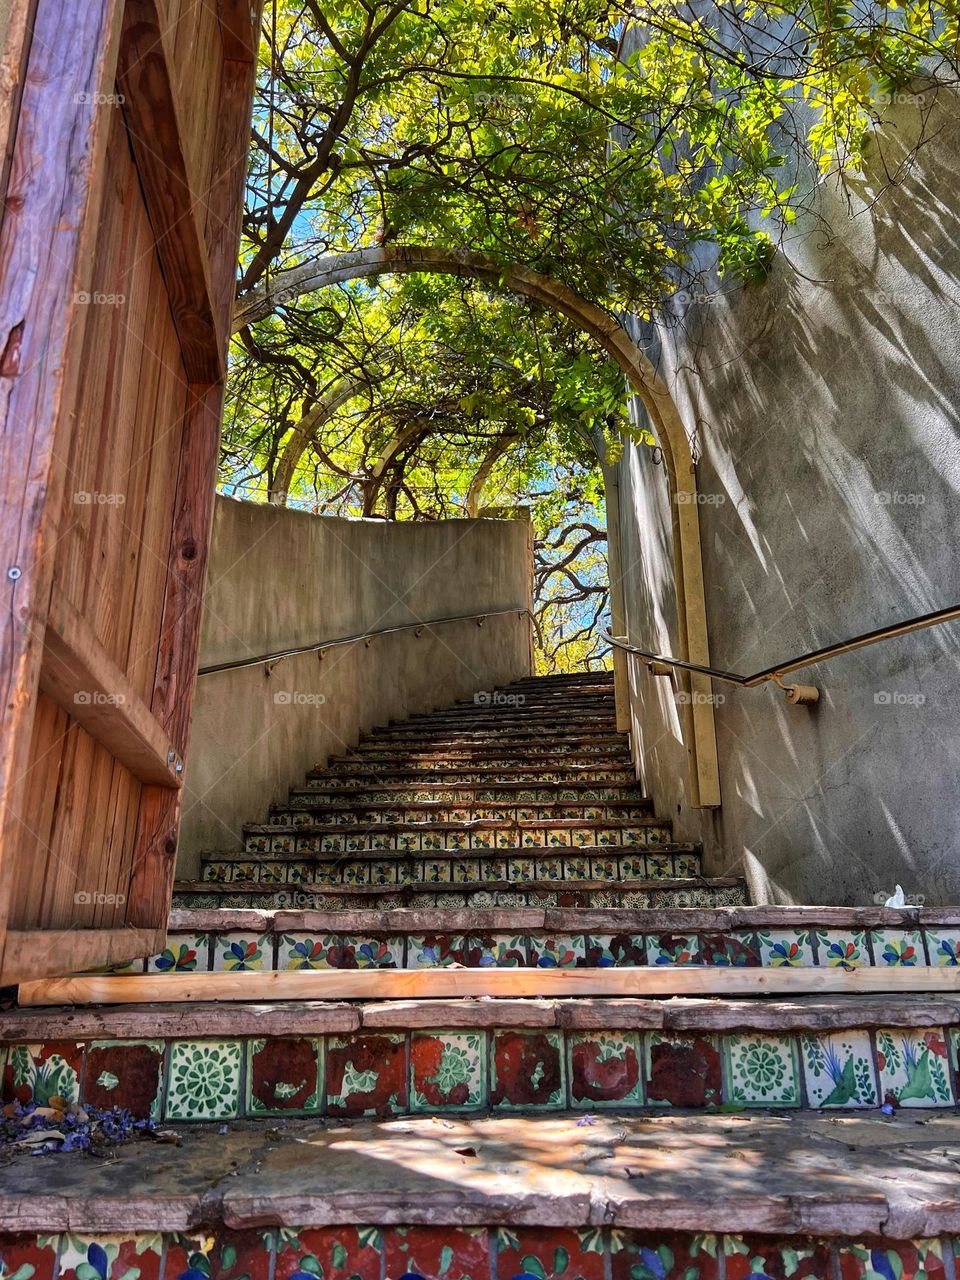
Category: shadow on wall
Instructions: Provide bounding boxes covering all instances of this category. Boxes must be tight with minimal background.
[618,88,960,906]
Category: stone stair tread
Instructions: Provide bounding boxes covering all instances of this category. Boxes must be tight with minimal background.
[1,1111,958,1237]
[174,874,746,895]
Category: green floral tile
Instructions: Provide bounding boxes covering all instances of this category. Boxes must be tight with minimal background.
[723,1034,801,1106]
[875,1028,954,1106]
[871,930,925,966]
[58,1233,163,1280]
[3,1042,81,1106]
[801,1032,879,1107]
[281,933,339,969]
[757,929,815,967]
[814,931,871,968]
[213,932,269,971]
[924,929,960,966]
[839,1238,945,1280]
[148,934,209,973]
[529,934,587,968]
[645,933,698,965]
[165,1041,242,1121]
[411,1031,486,1110]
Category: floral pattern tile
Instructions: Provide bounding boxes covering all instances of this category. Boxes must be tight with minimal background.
[568,1031,643,1107]
[274,1226,382,1280]
[925,929,960,966]
[815,931,871,968]
[839,1239,945,1280]
[585,934,646,966]
[340,936,403,969]
[645,1034,721,1107]
[407,934,467,968]
[725,1236,832,1280]
[724,1034,800,1106]
[326,1034,407,1116]
[246,1037,322,1115]
[84,1040,165,1119]
[166,1229,271,1280]
[467,934,528,966]
[645,933,698,965]
[491,1030,566,1109]
[757,929,815,967]
[165,1040,242,1121]
[384,1226,488,1280]
[148,934,209,973]
[58,1235,162,1280]
[2,1042,82,1107]
[0,1234,59,1280]
[875,1028,954,1106]
[611,1234,719,1280]
[529,934,587,968]
[800,1032,878,1108]
[871,930,925,966]
[697,932,760,966]
[411,1031,486,1110]
[496,1227,605,1280]
[212,933,269,972]
[281,933,340,969]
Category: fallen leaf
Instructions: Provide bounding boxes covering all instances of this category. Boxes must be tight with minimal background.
[454,1146,478,1157]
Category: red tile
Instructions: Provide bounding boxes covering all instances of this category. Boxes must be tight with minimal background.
[84,1042,164,1118]
[645,1036,721,1107]
[1,1042,83,1106]
[246,1038,321,1114]
[491,1031,565,1109]
[326,1034,408,1116]
[569,1033,642,1106]
[165,1231,270,1280]
[59,1236,162,1280]
[611,1234,720,1280]
[0,1235,59,1280]
[384,1226,489,1279]
[496,1228,605,1280]
[725,1238,831,1280]
[275,1227,382,1280]
[838,1241,945,1280]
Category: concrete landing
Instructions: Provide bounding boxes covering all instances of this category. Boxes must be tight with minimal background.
[2,1112,959,1237]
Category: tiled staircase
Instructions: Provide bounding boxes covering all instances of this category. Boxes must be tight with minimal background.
[2,673,960,1279]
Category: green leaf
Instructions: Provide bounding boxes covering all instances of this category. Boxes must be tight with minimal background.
[520,1257,547,1280]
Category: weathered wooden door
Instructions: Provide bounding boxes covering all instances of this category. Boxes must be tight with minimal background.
[0,0,260,983]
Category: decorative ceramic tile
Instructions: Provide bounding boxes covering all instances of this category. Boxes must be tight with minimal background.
[619,853,647,879]
[839,1240,945,1280]
[467,934,527,966]
[814,931,871,968]
[0,1234,59,1280]
[725,1236,832,1280]
[508,857,536,881]
[496,1227,605,1280]
[212,933,269,971]
[611,1233,719,1280]
[875,1028,954,1106]
[479,858,509,881]
[451,859,481,883]
[326,1033,407,1116]
[165,1040,242,1121]
[757,929,816,967]
[411,1031,486,1110]
[422,860,452,883]
[343,861,370,885]
[646,854,672,877]
[586,934,646,967]
[673,853,701,877]
[259,863,287,885]
[166,1230,271,1280]
[590,856,619,880]
[202,862,233,882]
[1,1041,81,1106]
[58,1235,162,1280]
[529,935,587,968]
[281,933,340,969]
[148,934,209,972]
[565,856,591,880]
[368,862,397,886]
[871,929,925,966]
[723,1033,800,1106]
[340,937,403,969]
[246,1037,322,1115]
[537,856,565,881]
[491,1029,566,1109]
[924,929,960,966]
[645,1034,721,1107]
[645,933,698,965]
[697,932,760,966]
[407,934,466,968]
[85,1040,164,1118]
[568,1030,643,1107]
[801,1032,878,1108]
[571,829,594,848]
[384,1226,488,1280]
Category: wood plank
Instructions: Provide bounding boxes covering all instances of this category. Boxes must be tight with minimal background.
[0,0,124,981]
[115,0,222,381]
[18,965,960,1006]
[40,593,182,788]
[2,928,165,987]
[0,0,38,220]
[218,0,261,62]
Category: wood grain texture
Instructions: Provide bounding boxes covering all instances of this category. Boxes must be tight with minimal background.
[0,927,164,986]
[18,964,960,1006]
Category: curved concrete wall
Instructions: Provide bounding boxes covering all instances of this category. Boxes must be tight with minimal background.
[179,499,533,874]
[616,90,960,906]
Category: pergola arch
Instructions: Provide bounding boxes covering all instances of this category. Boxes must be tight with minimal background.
[234,244,720,806]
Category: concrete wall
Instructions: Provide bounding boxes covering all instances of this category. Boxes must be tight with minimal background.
[615,88,960,906]
[179,499,533,874]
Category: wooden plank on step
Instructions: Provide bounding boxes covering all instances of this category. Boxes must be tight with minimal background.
[116,0,222,381]
[40,593,182,788]
[1,928,165,986]
[18,965,960,1006]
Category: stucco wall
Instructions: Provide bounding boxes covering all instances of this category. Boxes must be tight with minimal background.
[178,499,533,874]
[615,89,960,906]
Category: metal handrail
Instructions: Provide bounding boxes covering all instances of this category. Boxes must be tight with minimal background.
[604,601,960,704]
[198,607,532,676]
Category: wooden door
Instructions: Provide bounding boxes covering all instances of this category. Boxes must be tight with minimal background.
[0,0,260,983]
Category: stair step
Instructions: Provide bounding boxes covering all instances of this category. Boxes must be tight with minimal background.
[127,905,957,974]
[299,784,645,803]
[173,876,748,911]
[2,995,959,1123]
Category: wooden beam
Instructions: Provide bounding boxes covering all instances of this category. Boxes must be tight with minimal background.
[116,0,223,381]
[40,593,182,788]
[17,965,960,1007]
[2,927,165,986]
[218,0,262,63]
